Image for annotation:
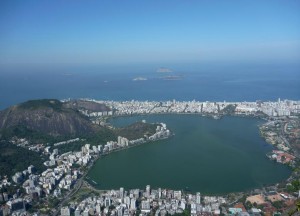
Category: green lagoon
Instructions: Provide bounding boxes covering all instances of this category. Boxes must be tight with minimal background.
[88,115,291,194]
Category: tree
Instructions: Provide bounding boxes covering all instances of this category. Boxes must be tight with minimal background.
[292,180,300,191]
[272,201,285,210]
[245,201,254,210]
[287,199,300,216]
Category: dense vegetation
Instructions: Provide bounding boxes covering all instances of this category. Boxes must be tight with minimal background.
[221,104,237,115]
[287,179,300,192]
[115,122,158,140]
[0,125,66,143]
[18,99,63,110]
[0,141,46,177]
[85,126,117,144]
[54,141,87,154]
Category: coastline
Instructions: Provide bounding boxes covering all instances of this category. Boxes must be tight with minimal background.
[1,98,299,215]
[78,98,299,187]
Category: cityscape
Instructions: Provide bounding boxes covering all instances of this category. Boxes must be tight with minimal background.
[0,98,299,215]
[82,98,299,118]
[1,0,300,215]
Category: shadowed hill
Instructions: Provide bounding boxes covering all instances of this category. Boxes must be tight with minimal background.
[0,99,97,137]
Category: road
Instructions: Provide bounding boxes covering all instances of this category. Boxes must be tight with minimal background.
[280,121,291,149]
[51,167,90,216]
[51,176,84,216]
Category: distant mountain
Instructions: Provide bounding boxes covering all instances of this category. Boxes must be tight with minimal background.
[0,99,97,137]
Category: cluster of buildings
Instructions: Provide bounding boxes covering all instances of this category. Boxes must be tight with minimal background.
[1,99,299,215]
[44,144,99,167]
[268,150,295,164]
[0,192,9,203]
[0,198,26,216]
[53,138,81,146]
[259,99,295,117]
[59,185,300,216]
[102,124,171,154]
[259,119,297,165]
[80,98,300,117]
[0,170,33,215]
[0,143,98,216]
[61,186,227,216]
[149,123,170,140]
[79,110,113,117]
[6,120,171,200]
[1,120,172,215]
[11,166,36,184]
[10,137,45,153]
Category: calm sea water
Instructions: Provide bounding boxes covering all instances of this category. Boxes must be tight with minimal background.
[88,115,291,194]
[0,63,299,110]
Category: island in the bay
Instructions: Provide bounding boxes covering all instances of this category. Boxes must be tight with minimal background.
[132,77,148,81]
[0,98,299,216]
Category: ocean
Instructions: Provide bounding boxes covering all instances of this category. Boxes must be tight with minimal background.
[0,63,299,109]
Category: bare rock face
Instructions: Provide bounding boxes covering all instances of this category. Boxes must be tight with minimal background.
[0,99,97,137]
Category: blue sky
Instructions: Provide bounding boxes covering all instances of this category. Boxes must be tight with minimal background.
[0,0,300,66]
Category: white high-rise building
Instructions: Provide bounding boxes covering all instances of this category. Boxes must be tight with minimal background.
[85,144,90,151]
[130,198,136,210]
[81,146,87,155]
[120,187,124,199]
[196,192,201,204]
[61,206,71,216]
[141,200,150,212]
[158,188,162,199]
[174,190,182,200]
[92,146,98,153]
[105,197,111,207]
[124,196,131,207]
[96,204,101,214]
[74,208,81,216]
[117,206,123,216]
[118,136,122,145]
[118,136,129,147]
[146,185,151,198]
[180,199,186,210]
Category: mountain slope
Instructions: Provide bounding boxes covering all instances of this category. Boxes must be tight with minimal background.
[0,99,97,137]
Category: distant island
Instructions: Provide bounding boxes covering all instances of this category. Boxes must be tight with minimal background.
[156,67,173,73]
[160,75,183,80]
[132,77,147,81]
